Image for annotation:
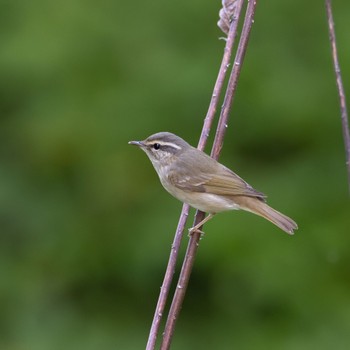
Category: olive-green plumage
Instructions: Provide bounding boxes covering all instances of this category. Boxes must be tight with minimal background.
[129,132,297,235]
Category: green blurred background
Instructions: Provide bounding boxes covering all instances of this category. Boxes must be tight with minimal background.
[1,0,350,349]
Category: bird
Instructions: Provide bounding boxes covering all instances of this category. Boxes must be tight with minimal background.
[129,132,298,235]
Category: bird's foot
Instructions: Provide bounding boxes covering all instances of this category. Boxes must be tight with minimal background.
[188,226,205,238]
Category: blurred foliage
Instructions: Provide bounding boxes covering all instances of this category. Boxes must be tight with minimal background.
[1,0,350,349]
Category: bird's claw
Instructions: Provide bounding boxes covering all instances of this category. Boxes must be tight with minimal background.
[188,227,205,238]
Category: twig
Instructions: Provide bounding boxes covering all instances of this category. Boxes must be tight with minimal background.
[211,0,258,159]
[145,204,190,350]
[145,1,244,348]
[198,0,243,151]
[160,1,259,349]
[325,0,350,192]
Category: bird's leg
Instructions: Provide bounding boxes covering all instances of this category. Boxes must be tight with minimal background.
[188,213,215,236]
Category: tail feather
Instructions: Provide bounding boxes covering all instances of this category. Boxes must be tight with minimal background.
[235,196,298,235]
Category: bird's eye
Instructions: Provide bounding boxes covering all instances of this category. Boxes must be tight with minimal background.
[153,143,161,150]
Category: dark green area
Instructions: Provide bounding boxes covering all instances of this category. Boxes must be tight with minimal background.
[1,0,350,349]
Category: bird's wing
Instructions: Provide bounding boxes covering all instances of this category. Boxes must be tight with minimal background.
[168,164,266,200]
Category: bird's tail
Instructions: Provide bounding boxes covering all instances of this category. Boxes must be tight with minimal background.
[237,197,298,235]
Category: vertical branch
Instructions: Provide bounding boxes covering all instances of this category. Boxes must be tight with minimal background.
[198,0,243,151]
[211,0,258,159]
[160,1,259,349]
[146,203,190,350]
[146,1,244,349]
[325,0,350,192]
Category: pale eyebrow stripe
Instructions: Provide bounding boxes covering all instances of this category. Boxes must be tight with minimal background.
[146,141,182,150]
[159,142,182,150]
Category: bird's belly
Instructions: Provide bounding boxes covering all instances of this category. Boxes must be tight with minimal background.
[162,181,240,213]
[183,192,240,213]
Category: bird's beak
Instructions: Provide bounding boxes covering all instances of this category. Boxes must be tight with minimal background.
[128,140,144,147]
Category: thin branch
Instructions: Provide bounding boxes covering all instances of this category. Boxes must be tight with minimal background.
[145,1,243,348]
[146,203,190,350]
[211,0,258,159]
[198,0,243,151]
[325,0,350,192]
[160,1,259,349]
